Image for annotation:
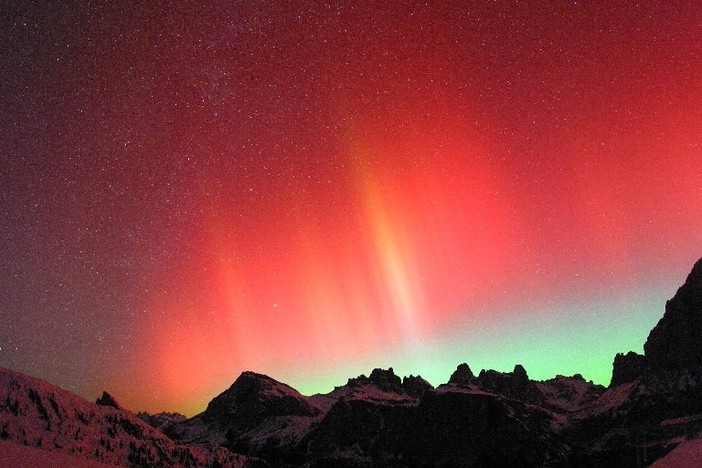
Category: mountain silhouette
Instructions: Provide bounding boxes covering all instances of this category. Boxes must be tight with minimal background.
[1,258,702,466]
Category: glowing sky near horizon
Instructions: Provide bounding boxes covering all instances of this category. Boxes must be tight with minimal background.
[1,1,702,415]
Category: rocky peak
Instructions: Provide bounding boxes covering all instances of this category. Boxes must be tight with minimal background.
[369,368,402,389]
[513,364,528,382]
[203,371,318,426]
[475,365,532,397]
[95,391,122,410]
[510,365,530,394]
[610,351,647,387]
[402,375,434,398]
[448,363,475,385]
[347,368,404,393]
[644,257,702,370]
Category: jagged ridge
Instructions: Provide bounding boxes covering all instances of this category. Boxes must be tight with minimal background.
[2,257,702,467]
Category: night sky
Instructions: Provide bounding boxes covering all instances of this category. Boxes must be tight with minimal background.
[1,1,701,416]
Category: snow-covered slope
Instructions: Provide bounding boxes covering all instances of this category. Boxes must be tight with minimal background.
[650,435,702,467]
[171,371,324,455]
[0,439,112,467]
[0,367,252,467]
[572,380,640,419]
[534,375,605,413]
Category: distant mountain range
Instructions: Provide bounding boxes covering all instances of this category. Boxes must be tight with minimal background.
[2,258,702,467]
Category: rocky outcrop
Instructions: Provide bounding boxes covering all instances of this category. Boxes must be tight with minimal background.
[644,258,702,370]
[345,368,404,393]
[95,391,122,410]
[512,364,529,390]
[610,351,648,387]
[402,375,433,398]
[448,363,475,385]
[475,364,533,399]
[327,368,420,405]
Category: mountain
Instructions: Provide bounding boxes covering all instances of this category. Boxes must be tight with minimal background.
[571,257,702,466]
[2,257,702,466]
[96,391,123,410]
[0,367,261,467]
[645,257,702,370]
[611,258,702,387]
[169,371,325,464]
[166,365,605,466]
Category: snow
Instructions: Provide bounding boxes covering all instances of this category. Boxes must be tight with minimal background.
[0,367,248,467]
[650,436,702,467]
[0,440,111,468]
[572,381,638,419]
[242,414,322,446]
[534,376,603,412]
[661,414,702,426]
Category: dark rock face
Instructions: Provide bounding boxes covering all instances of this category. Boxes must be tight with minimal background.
[644,257,702,370]
[610,351,648,387]
[475,364,534,400]
[404,391,565,467]
[302,397,415,466]
[170,371,323,463]
[95,391,122,410]
[512,364,529,389]
[203,371,319,429]
[448,363,475,385]
[582,258,702,466]
[563,378,702,467]
[402,375,433,398]
[535,374,605,413]
[346,368,403,393]
[368,368,401,388]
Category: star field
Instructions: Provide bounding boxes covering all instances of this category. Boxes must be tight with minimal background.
[1,1,701,415]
